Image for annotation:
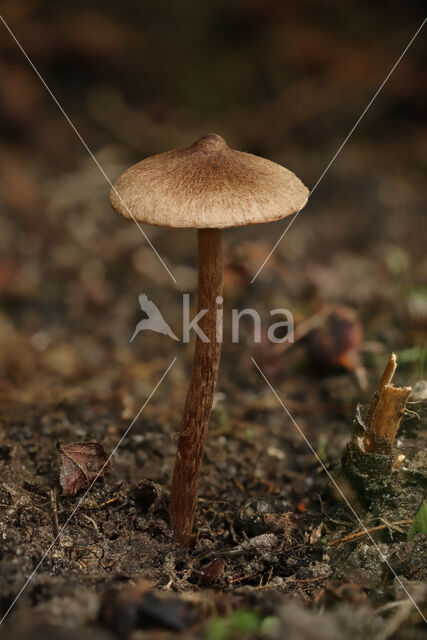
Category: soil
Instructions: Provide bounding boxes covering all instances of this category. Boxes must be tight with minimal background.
[0,328,425,638]
[0,2,426,639]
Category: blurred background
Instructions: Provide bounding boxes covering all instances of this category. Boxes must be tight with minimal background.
[0,0,426,449]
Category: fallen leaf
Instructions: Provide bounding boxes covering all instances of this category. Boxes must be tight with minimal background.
[201,559,226,586]
[57,440,110,496]
[305,306,363,372]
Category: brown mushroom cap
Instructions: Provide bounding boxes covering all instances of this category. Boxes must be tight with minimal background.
[110,134,308,229]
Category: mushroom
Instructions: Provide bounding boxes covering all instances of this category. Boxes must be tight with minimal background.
[110,133,308,547]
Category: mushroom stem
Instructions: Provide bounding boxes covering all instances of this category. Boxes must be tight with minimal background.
[170,228,223,547]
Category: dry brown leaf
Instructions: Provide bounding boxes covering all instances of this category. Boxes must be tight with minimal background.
[57,440,110,496]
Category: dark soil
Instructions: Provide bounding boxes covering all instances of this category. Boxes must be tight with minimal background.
[0,329,426,638]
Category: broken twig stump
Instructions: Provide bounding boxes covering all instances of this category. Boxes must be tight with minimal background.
[343,354,411,496]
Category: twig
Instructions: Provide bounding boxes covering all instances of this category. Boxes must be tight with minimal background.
[49,489,61,547]
[368,386,412,443]
[364,354,412,453]
[377,353,398,394]
[329,519,412,546]
[81,513,99,534]
[229,574,258,584]
[364,353,397,428]
[96,495,119,509]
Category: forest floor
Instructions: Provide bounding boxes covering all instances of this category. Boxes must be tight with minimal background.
[0,2,426,638]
